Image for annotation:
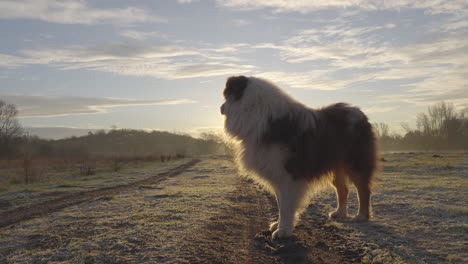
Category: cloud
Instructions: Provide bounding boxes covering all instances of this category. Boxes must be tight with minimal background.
[0,54,37,68]
[216,0,467,15]
[2,94,195,117]
[21,42,199,62]
[169,62,255,79]
[255,70,355,90]
[255,23,395,66]
[362,105,400,114]
[443,19,468,31]
[378,67,468,107]
[232,19,250,26]
[0,0,165,25]
[253,22,468,93]
[0,42,256,79]
[253,23,395,69]
[120,30,168,40]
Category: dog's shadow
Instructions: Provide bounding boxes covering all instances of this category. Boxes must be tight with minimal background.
[260,201,445,263]
[310,199,445,263]
[336,217,444,263]
[254,229,311,264]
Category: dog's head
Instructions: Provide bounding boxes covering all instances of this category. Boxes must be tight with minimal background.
[220,76,249,139]
[221,76,296,141]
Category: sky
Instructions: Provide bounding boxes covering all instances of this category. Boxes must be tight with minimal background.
[0,0,467,138]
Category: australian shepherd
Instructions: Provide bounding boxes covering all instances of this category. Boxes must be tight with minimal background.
[221,76,378,239]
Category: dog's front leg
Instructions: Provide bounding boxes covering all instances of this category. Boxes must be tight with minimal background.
[271,179,308,239]
[269,195,279,232]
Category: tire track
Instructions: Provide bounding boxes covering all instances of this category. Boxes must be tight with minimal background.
[0,159,200,228]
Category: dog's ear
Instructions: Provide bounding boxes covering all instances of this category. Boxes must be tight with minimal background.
[224,76,248,101]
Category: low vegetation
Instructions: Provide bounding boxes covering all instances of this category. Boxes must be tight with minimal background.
[0,128,224,191]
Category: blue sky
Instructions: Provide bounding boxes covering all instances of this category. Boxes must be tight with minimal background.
[0,0,467,138]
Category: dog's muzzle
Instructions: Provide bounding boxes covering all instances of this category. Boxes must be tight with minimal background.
[220,103,226,115]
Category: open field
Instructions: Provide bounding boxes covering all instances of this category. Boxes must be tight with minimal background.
[0,157,189,214]
[0,154,184,192]
[0,153,466,263]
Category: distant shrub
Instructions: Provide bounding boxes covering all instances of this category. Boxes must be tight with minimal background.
[79,159,96,176]
[111,155,124,172]
[441,162,454,171]
[23,153,33,184]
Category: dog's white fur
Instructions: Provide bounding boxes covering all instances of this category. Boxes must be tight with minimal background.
[222,77,374,239]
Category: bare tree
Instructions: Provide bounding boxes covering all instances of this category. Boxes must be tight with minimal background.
[414,102,468,150]
[0,100,23,157]
[0,100,22,138]
[417,102,458,137]
[372,122,390,138]
[400,122,412,134]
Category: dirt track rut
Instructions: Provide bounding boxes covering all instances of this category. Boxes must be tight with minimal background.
[0,159,200,228]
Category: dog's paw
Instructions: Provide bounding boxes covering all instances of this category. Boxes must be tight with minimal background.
[269,221,278,232]
[272,228,293,240]
[351,214,369,222]
[328,210,348,219]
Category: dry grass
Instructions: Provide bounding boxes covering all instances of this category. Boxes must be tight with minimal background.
[0,157,244,264]
[0,154,186,192]
[0,153,466,263]
[316,152,468,263]
[0,157,190,214]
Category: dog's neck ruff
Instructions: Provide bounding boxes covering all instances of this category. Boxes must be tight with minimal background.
[237,77,318,146]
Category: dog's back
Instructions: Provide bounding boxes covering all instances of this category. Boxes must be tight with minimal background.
[318,103,378,182]
[263,102,378,183]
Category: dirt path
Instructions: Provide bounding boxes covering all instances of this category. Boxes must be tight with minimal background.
[0,159,200,228]
[176,178,368,264]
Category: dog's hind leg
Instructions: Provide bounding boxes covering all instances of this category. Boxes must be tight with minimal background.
[349,170,372,222]
[272,178,308,239]
[329,167,349,219]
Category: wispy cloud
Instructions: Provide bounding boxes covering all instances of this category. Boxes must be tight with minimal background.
[120,30,168,40]
[0,0,165,25]
[443,18,468,31]
[0,54,37,68]
[216,0,467,15]
[232,19,250,26]
[253,23,468,96]
[2,94,195,117]
[362,105,401,114]
[21,42,199,62]
[255,24,393,66]
[0,42,255,79]
[255,70,359,90]
[378,67,468,108]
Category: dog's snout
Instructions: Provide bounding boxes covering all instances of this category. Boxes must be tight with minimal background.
[220,103,225,115]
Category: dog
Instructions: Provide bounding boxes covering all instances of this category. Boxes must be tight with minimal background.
[221,76,378,239]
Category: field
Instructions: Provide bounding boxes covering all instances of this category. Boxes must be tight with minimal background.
[0,153,466,263]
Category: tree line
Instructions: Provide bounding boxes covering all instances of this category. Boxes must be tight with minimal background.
[0,100,222,159]
[1,99,467,157]
[373,102,468,151]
